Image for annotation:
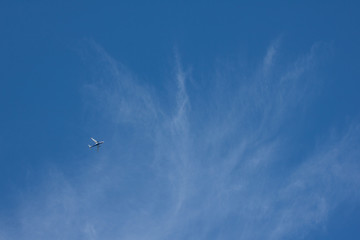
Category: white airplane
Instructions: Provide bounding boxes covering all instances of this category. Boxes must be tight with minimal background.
[88,138,104,151]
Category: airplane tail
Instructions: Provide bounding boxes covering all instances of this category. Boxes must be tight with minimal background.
[88,145,92,148]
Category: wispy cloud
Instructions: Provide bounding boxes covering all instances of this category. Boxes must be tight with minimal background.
[4,41,360,240]
[83,42,159,127]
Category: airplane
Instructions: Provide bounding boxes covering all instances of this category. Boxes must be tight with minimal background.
[88,138,104,151]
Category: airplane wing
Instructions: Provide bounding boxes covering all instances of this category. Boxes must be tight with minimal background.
[91,138,98,143]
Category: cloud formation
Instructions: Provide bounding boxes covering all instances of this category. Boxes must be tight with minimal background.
[4,42,360,240]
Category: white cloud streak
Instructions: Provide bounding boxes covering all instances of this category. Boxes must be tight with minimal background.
[3,42,360,240]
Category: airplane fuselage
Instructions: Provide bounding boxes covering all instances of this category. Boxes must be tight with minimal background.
[90,141,103,147]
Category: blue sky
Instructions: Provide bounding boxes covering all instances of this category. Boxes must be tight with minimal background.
[1,1,360,239]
